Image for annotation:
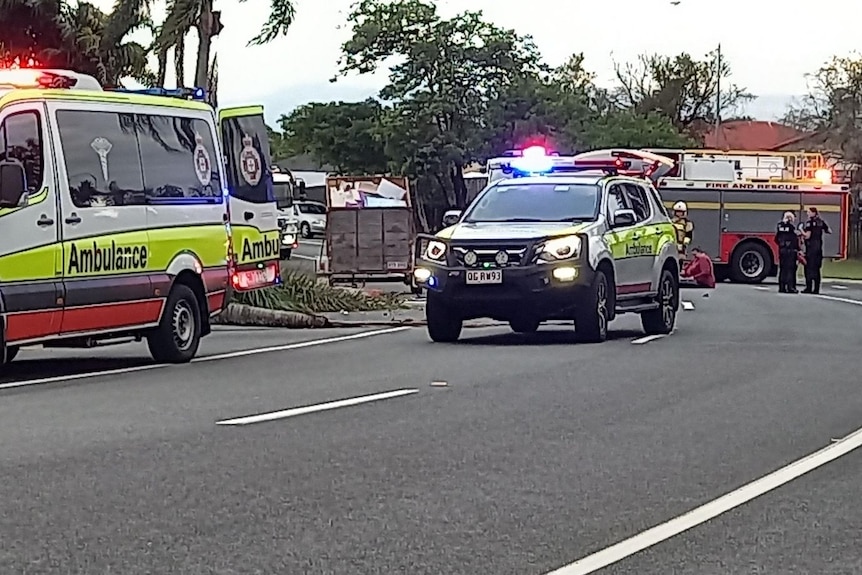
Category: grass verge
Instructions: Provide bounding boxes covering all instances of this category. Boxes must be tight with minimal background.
[822,258,862,280]
[232,269,407,314]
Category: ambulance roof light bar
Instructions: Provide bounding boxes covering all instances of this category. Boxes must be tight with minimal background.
[494,147,633,177]
[0,68,102,91]
[110,86,207,101]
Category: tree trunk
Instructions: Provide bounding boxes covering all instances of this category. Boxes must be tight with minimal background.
[213,303,329,327]
[174,38,185,87]
[194,0,214,89]
[156,49,168,87]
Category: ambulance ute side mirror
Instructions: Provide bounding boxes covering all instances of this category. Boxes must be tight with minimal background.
[612,209,636,228]
[442,209,461,227]
[0,161,27,208]
[297,179,306,193]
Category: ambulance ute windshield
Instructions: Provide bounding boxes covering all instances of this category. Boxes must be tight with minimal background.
[463,182,600,223]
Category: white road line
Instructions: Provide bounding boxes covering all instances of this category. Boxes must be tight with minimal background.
[631,335,665,345]
[0,327,411,391]
[754,286,770,291]
[544,425,862,574]
[291,254,319,261]
[814,294,862,306]
[681,301,694,310]
[216,388,419,425]
[831,285,848,290]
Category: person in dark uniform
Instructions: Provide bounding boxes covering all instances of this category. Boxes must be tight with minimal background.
[800,206,831,294]
[774,211,799,293]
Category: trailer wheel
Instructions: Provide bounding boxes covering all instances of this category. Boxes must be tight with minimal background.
[730,241,772,284]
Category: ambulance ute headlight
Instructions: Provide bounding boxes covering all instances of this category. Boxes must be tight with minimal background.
[424,240,447,261]
[537,235,581,262]
[414,267,432,282]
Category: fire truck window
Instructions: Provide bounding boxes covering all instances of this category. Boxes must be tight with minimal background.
[606,185,629,216]
[623,184,651,221]
[0,111,44,195]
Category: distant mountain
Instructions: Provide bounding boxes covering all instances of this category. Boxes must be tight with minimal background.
[239,83,802,129]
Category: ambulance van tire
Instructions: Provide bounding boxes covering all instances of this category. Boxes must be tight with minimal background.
[4,346,19,364]
[147,284,202,363]
[729,241,772,284]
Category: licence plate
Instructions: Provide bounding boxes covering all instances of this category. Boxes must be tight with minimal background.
[466,269,502,284]
[238,267,275,288]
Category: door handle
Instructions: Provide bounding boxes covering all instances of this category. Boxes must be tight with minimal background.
[37,215,54,226]
[65,214,82,224]
[244,211,254,221]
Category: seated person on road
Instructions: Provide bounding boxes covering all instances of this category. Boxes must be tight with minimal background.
[681,247,715,288]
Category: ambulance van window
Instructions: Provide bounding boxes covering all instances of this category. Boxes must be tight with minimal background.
[0,111,44,195]
[622,183,651,221]
[136,114,222,202]
[220,114,272,204]
[55,110,145,208]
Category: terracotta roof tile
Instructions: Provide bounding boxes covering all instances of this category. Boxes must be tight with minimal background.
[702,121,810,151]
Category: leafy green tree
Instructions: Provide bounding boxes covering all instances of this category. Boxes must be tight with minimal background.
[335,0,544,208]
[277,99,389,174]
[613,50,753,134]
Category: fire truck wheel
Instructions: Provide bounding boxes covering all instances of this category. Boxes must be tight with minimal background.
[730,242,772,284]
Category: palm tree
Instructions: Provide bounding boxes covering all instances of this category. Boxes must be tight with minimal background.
[153,0,295,93]
[0,0,154,86]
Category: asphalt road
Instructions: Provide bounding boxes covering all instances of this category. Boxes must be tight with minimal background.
[1,282,861,574]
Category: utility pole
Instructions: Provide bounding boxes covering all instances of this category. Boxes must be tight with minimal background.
[714,43,722,146]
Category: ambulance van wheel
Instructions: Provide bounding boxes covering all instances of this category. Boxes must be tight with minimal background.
[426,293,462,342]
[147,284,202,363]
[641,268,679,335]
[575,269,610,343]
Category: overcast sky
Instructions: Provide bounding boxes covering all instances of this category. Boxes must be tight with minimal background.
[108,0,860,125]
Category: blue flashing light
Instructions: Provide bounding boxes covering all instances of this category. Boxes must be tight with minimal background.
[112,86,207,101]
[427,275,437,288]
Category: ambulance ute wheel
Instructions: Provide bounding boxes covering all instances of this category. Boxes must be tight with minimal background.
[575,269,610,343]
[2,345,19,365]
[147,284,202,363]
[641,268,679,335]
[426,293,462,343]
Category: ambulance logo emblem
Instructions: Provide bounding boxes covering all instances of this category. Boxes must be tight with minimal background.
[90,137,112,181]
[193,132,211,186]
[239,134,262,186]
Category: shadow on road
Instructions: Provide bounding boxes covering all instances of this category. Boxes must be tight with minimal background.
[457,327,644,346]
[0,356,154,385]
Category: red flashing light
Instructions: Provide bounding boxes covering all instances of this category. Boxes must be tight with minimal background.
[0,68,78,89]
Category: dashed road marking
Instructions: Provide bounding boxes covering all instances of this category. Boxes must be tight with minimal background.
[216,388,419,425]
[681,301,694,310]
[831,285,848,290]
[0,327,411,391]
[631,334,666,345]
[291,254,318,261]
[544,425,862,574]
[754,286,770,291]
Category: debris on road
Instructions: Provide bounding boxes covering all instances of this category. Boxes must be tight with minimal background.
[213,303,328,328]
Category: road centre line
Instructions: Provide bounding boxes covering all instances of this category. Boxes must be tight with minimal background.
[216,388,419,425]
[545,425,862,574]
[681,301,694,310]
[631,335,665,345]
[0,327,411,391]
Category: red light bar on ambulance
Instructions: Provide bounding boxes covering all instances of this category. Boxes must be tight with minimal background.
[0,69,102,91]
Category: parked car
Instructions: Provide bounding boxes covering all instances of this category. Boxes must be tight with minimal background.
[293,200,327,238]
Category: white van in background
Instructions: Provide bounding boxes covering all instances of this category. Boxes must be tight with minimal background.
[272,171,301,259]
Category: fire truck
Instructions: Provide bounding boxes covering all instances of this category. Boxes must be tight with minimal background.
[646,149,852,283]
[477,147,852,284]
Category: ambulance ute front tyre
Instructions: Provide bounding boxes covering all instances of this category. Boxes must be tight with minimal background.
[426,293,462,343]
[2,345,19,365]
[575,269,610,343]
[147,284,202,363]
[641,268,679,335]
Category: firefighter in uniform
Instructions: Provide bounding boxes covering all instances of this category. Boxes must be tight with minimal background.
[671,201,694,260]
[774,211,799,293]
